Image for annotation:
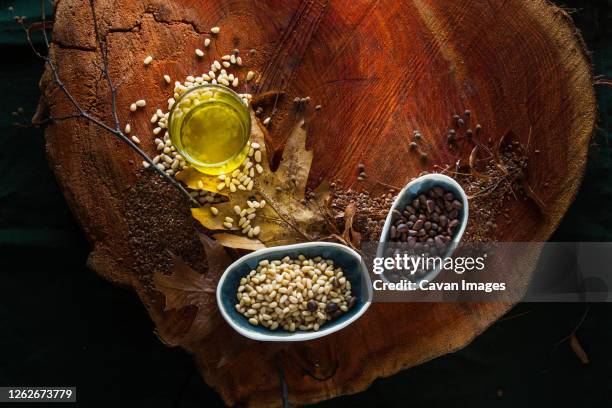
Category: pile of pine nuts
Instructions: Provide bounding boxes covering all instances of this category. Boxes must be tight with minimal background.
[217,198,265,238]
[215,141,264,193]
[235,255,357,331]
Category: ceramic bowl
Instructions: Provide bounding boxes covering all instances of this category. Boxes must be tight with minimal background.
[216,242,372,342]
[378,173,469,283]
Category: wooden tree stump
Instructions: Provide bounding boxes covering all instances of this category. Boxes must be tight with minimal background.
[42,0,595,406]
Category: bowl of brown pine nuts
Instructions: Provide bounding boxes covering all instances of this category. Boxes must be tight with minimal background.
[216,242,372,342]
[378,173,469,284]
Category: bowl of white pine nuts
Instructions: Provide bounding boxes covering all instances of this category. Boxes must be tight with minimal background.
[216,242,372,342]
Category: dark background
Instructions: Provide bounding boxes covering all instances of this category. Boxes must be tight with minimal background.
[1,0,611,407]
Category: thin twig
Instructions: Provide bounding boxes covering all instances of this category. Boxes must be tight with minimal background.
[275,354,289,408]
[32,114,83,125]
[499,309,532,322]
[254,186,311,241]
[374,178,401,190]
[553,306,591,347]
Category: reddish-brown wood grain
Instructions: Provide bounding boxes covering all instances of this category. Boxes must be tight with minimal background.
[43,0,595,406]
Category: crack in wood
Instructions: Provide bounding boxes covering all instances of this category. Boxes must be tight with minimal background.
[256,0,329,94]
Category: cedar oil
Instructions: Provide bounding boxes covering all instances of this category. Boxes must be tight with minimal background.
[169,84,250,175]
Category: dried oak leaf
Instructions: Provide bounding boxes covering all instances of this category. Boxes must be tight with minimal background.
[153,234,232,346]
[468,145,490,180]
[212,232,266,251]
[191,113,330,248]
[176,168,228,197]
[341,202,361,249]
[569,333,589,364]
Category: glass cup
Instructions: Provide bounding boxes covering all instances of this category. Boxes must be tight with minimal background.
[168,84,251,175]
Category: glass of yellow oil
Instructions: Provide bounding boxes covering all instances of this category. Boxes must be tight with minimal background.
[168,84,251,175]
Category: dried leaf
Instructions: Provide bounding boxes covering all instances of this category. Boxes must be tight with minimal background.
[250,89,285,106]
[468,146,490,180]
[153,234,232,345]
[191,112,329,248]
[212,233,266,251]
[569,333,589,364]
[341,202,361,248]
[176,168,228,196]
[494,132,511,176]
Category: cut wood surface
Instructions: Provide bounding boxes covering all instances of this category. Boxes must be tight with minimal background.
[42,0,596,406]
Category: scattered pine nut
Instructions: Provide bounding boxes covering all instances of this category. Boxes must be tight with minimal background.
[163,74,171,84]
[144,55,153,65]
[263,117,271,126]
[131,135,141,144]
[135,99,146,107]
[204,38,211,47]
[210,26,220,34]
[195,48,204,57]
[124,124,131,134]
[210,207,219,216]
[246,71,255,81]
[130,103,137,112]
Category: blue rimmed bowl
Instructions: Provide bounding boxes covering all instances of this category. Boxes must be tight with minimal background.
[216,242,373,342]
[378,173,469,283]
